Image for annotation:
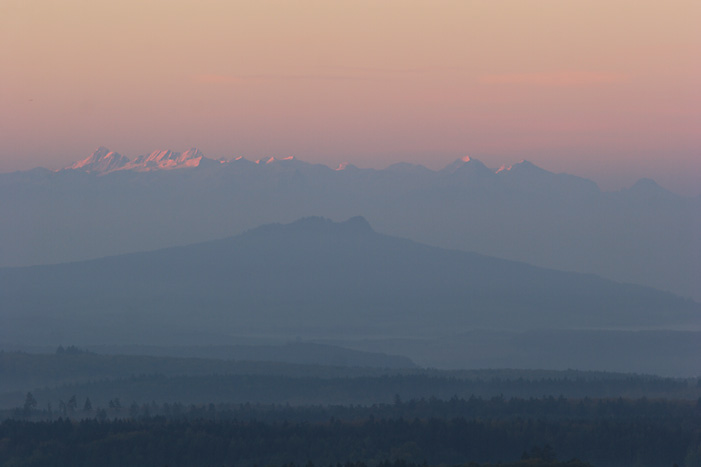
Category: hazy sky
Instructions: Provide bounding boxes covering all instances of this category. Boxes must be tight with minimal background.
[1,0,699,194]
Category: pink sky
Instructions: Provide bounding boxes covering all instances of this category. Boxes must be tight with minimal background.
[1,0,699,194]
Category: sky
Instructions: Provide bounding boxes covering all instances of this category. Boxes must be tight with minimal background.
[1,0,699,194]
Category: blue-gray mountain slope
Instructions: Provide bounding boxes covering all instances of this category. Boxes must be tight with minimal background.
[1,217,698,351]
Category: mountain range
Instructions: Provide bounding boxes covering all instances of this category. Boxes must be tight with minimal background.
[66,147,221,173]
[1,147,699,302]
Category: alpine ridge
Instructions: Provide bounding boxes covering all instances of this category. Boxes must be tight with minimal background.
[68,147,131,173]
[65,147,215,173]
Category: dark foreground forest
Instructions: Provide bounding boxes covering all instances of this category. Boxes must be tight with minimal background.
[3,349,701,466]
[3,396,700,467]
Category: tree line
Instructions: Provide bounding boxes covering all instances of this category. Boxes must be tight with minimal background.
[3,395,700,467]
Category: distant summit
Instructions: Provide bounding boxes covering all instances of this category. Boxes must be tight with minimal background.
[496,160,547,175]
[623,178,677,200]
[494,159,599,196]
[129,148,207,171]
[65,147,213,174]
[67,147,130,173]
[441,155,492,175]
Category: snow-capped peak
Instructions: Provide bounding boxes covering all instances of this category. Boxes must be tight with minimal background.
[495,164,510,174]
[254,157,277,164]
[65,147,212,174]
[182,147,205,159]
[67,147,130,173]
[261,156,296,165]
[496,160,528,174]
[127,148,208,171]
[496,160,550,177]
[441,156,490,175]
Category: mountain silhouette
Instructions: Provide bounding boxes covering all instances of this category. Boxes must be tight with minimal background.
[2,217,698,352]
